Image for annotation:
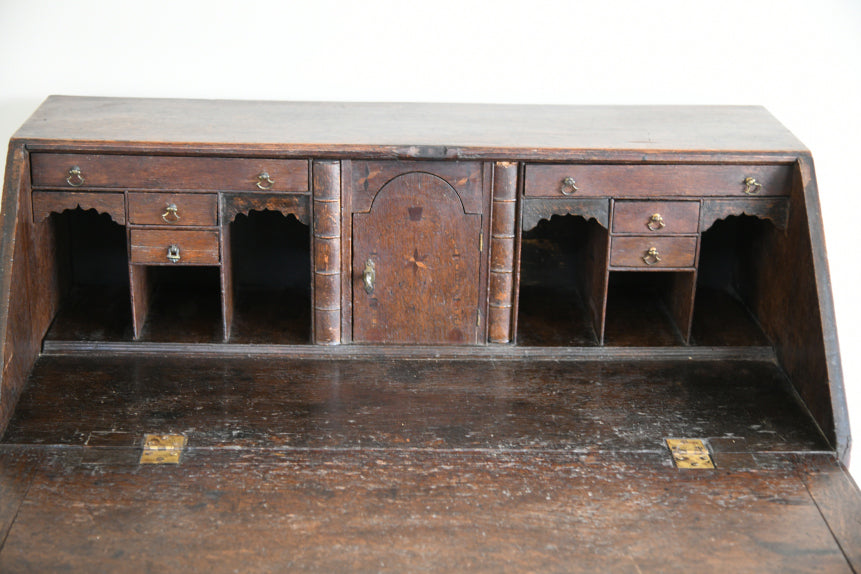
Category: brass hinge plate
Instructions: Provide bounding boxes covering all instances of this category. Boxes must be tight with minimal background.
[666,438,715,469]
[140,433,187,465]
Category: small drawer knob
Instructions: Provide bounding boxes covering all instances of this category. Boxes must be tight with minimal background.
[166,244,181,263]
[256,171,275,190]
[560,177,579,195]
[743,177,762,195]
[162,203,180,223]
[642,247,661,265]
[647,213,665,231]
[66,166,85,187]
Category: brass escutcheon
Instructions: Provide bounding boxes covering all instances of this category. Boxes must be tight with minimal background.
[166,244,181,263]
[363,259,375,294]
[743,177,762,195]
[647,213,665,231]
[66,166,84,187]
[642,247,661,265]
[256,171,275,190]
[162,203,180,222]
[560,176,579,195]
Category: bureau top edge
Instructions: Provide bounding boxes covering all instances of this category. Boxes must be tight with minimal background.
[10,96,808,157]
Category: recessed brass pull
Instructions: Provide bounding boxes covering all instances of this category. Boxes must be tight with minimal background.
[647,213,665,231]
[161,203,180,222]
[560,176,579,195]
[66,166,84,187]
[743,176,762,195]
[642,247,661,265]
[256,171,275,190]
[166,244,181,263]
[362,259,375,294]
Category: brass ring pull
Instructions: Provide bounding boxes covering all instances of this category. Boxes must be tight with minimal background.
[256,171,275,190]
[362,259,375,295]
[162,203,180,223]
[647,213,665,231]
[642,247,661,265]
[743,177,762,195]
[560,176,579,195]
[66,166,84,187]
[166,244,181,263]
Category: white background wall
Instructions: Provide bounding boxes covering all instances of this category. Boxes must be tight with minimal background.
[1,0,859,477]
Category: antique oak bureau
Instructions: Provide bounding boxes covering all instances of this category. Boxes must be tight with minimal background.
[0,97,856,570]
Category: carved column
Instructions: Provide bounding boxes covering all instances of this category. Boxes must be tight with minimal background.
[487,162,518,343]
[312,161,341,344]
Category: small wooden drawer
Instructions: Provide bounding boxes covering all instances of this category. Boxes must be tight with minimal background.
[610,236,697,268]
[31,153,309,192]
[612,201,700,234]
[128,193,217,226]
[524,164,792,198]
[130,229,220,265]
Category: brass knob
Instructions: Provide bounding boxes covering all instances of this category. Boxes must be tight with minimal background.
[743,177,762,195]
[642,247,661,265]
[256,171,275,190]
[362,259,375,295]
[647,213,665,231]
[66,166,84,187]
[162,203,180,223]
[560,177,579,195]
[166,244,181,263]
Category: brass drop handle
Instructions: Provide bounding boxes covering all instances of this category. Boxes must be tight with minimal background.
[362,259,375,295]
[66,166,84,187]
[560,176,579,195]
[256,171,275,190]
[743,177,762,195]
[166,244,181,263]
[642,247,661,265]
[647,213,665,231]
[162,203,180,223]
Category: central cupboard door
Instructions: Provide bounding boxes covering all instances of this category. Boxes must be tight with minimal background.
[352,168,485,344]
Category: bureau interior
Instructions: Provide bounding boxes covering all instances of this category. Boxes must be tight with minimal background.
[516,204,783,349]
[42,205,312,345]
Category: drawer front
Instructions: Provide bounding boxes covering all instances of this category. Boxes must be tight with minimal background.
[612,200,700,234]
[128,192,217,226]
[31,154,309,192]
[130,229,220,265]
[610,236,697,268]
[524,164,792,198]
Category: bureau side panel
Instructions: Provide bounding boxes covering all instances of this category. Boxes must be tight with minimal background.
[0,143,60,435]
[750,159,848,460]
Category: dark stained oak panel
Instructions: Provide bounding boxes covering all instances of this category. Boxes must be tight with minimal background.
[128,192,217,226]
[526,164,793,198]
[129,229,220,266]
[352,172,482,344]
[31,153,309,192]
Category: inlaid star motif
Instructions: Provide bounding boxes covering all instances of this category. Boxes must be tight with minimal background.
[406,248,429,273]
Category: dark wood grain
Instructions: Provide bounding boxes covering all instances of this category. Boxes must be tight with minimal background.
[609,235,698,268]
[526,164,793,198]
[32,191,126,224]
[352,171,483,344]
[128,192,217,226]
[1,356,829,453]
[612,199,700,234]
[800,457,861,571]
[15,97,808,158]
[312,161,341,344]
[0,448,854,573]
[129,229,220,265]
[488,162,517,343]
[521,197,610,231]
[31,152,309,192]
[221,193,310,225]
[351,160,485,214]
[701,197,790,231]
